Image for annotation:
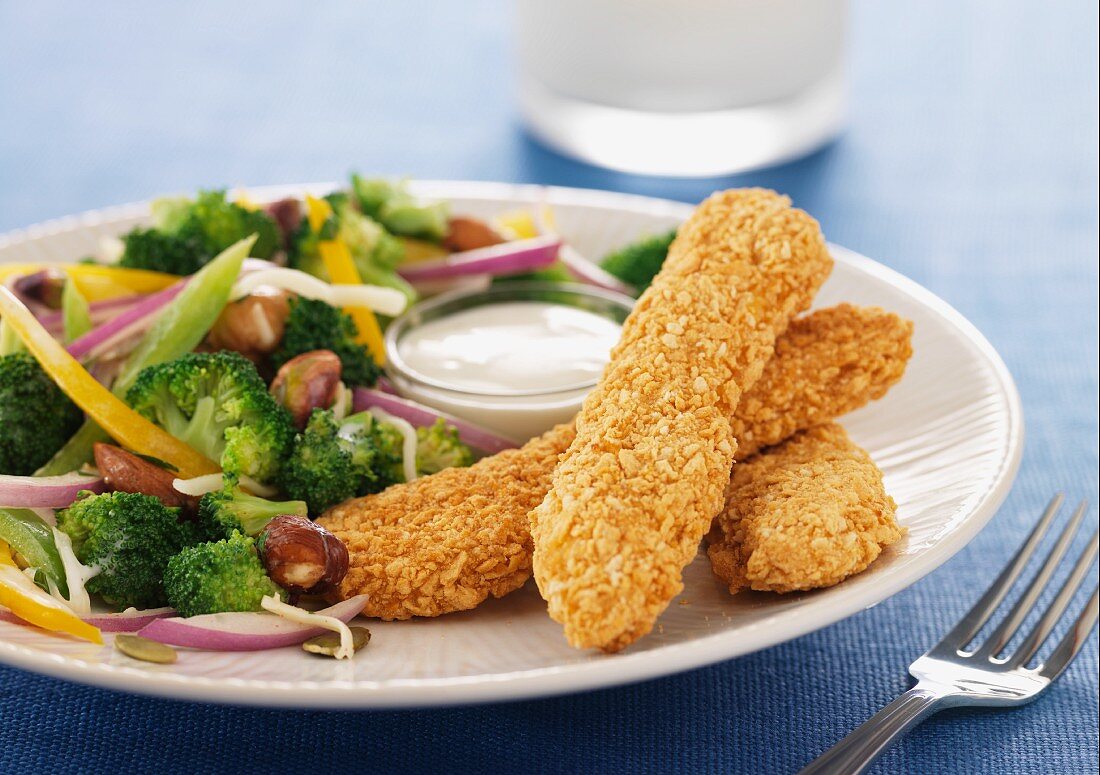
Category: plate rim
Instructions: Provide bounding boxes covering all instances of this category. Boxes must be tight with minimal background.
[0,181,1024,708]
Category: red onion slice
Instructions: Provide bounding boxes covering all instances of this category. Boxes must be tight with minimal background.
[66,281,187,361]
[136,595,368,651]
[0,471,107,508]
[397,236,561,282]
[83,607,176,632]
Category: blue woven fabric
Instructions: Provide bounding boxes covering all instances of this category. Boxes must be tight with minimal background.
[1,2,1096,773]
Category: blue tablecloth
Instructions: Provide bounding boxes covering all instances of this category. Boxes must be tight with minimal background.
[1,2,1096,772]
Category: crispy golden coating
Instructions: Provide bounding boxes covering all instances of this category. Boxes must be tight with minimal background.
[708,423,903,594]
[319,426,569,620]
[732,303,914,456]
[530,189,834,651]
[318,303,911,620]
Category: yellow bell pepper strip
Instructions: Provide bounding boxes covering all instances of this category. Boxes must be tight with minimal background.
[0,263,179,302]
[305,195,387,365]
[493,210,540,240]
[37,236,254,476]
[492,205,558,241]
[232,190,260,211]
[0,540,102,644]
[0,285,220,479]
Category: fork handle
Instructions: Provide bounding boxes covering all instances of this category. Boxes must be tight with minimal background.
[798,687,946,775]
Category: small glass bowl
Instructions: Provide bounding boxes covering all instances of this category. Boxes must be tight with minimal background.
[384,282,634,441]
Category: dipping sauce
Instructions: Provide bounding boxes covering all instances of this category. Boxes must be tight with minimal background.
[397,302,621,394]
[385,285,633,442]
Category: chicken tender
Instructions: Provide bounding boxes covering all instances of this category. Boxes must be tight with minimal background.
[708,423,903,594]
[530,189,833,652]
[319,304,911,620]
[732,303,914,453]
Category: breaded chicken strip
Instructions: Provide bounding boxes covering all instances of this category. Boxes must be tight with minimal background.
[319,304,911,620]
[708,423,903,594]
[530,189,833,652]
[732,303,914,453]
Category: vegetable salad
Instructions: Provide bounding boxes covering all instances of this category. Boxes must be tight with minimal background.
[0,174,674,659]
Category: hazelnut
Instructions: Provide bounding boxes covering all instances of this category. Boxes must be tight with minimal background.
[258,515,350,595]
[442,216,505,253]
[269,349,343,429]
[206,290,292,362]
[93,443,199,514]
[12,269,67,312]
[265,197,303,250]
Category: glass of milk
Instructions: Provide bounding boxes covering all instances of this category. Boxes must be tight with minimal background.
[515,0,848,177]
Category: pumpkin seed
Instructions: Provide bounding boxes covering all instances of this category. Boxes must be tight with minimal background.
[114,634,178,664]
[302,626,371,658]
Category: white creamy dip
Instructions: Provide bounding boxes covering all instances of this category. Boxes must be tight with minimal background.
[397,301,621,394]
[391,300,624,441]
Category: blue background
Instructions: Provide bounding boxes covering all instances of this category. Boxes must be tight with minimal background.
[1,2,1096,772]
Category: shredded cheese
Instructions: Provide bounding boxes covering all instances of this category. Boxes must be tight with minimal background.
[260,595,355,659]
[173,473,278,498]
[230,267,406,317]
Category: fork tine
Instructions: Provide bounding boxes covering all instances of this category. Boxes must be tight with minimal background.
[1008,529,1099,668]
[974,501,1088,657]
[1038,585,1100,681]
[935,494,1064,651]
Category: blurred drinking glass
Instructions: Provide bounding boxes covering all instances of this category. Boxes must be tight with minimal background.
[516,0,847,177]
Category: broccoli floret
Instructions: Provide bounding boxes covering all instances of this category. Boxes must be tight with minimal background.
[198,480,308,541]
[0,353,84,475]
[186,190,280,259]
[278,408,401,514]
[415,418,474,476]
[350,175,449,242]
[272,297,382,388]
[163,531,282,617]
[599,230,677,293]
[56,491,201,610]
[118,225,211,275]
[118,190,279,274]
[288,193,416,304]
[125,352,295,483]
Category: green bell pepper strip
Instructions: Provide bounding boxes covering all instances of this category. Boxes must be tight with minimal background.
[61,279,93,343]
[35,235,256,475]
[0,507,69,597]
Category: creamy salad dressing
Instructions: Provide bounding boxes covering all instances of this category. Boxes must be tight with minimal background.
[397,302,621,394]
[391,300,624,441]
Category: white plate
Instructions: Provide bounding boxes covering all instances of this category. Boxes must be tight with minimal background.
[0,181,1023,708]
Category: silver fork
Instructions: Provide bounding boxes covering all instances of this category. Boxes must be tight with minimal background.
[801,494,1099,775]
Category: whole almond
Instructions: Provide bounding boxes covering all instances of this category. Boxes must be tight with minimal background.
[93,443,199,513]
[442,216,505,252]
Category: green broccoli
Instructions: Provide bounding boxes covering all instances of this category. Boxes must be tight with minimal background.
[271,297,382,388]
[198,479,308,541]
[163,531,282,617]
[278,408,402,514]
[119,226,212,276]
[415,418,474,476]
[0,353,84,475]
[288,192,415,303]
[118,189,279,274]
[56,491,201,610]
[350,175,449,242]
[125,351,295,483]
[599,229,677,294]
